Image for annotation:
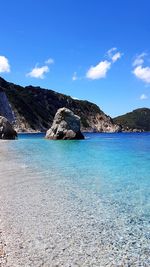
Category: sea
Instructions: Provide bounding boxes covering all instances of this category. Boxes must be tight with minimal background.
[0,132,150,266]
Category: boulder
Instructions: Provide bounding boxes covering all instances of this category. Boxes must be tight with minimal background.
[45,107,84,140]
[0,116,17,140]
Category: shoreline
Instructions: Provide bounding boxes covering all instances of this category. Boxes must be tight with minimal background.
[0,135,149,266]
[16,130,150,134]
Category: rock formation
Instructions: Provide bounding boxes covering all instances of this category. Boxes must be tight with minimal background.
[0,87,15,124]
[45,108,84,140]
[0,116,17,140]
[0,76,121,133]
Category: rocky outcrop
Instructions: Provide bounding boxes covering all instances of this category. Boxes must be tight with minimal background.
[0,88,15,124]
[83,112,121,133]
[0,116,17,139]
[0,76,120,133]
[46,108,84,140]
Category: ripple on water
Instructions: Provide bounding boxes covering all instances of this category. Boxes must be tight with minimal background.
[0,133,150,266]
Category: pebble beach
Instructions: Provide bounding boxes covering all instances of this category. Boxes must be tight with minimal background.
[0,134,150,266]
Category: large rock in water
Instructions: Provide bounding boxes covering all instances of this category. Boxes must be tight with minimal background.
[45,108,84,140]
[0,116,17,139]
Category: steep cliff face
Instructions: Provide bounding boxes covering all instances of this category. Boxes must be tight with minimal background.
[0,77,120,133]
[0,87,15,124]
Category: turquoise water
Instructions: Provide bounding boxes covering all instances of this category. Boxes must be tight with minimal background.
[0,133,150,266]
[20,133,150,218]
[17,133,150,209]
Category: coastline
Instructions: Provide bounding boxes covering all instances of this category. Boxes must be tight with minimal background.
[16,130,150,134]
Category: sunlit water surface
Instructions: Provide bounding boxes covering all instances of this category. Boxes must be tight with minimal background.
[0,133,150,266]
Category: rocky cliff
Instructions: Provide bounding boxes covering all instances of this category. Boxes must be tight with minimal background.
[0,77,120,133]
[0,87,15,124]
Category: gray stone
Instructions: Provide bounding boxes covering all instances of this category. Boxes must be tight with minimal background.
[0,116,17,140]
[0,88,16,124]
[45,108,84,140]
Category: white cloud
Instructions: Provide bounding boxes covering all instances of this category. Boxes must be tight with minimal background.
[133,65,150,83]
[45,58,54,65]
[0,56,10,73]
[132,52,150,84]
[111,52,122,62]
[27,58,54,79]
[27,65,49,79]
[72,72,78,81]
[86,48,122,80]
[107,47,117,57]
[107,47,122,63]
[140,94,148,100]
[86,60,111,80]
[133,53,147,67]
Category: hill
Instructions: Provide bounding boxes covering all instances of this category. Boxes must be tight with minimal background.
[114,108,150,131]
[0,77,120,133]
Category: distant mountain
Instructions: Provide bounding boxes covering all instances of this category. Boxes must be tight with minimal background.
[0,77,120,133]
[114,108,150,131]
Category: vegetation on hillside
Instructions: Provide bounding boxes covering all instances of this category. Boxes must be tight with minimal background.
[0,77,114,132]
[114,108,150,131]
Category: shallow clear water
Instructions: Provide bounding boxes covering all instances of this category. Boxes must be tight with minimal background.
[15,132,150,216]
[0,133,150,266]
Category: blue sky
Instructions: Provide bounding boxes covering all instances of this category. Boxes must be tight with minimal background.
[0,0,150,117]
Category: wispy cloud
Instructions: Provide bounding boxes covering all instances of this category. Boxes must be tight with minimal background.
[132,53,147,67]
[132,52,150,84]
[140,93,148,100]
[111,52,122,63]
[27,65,49,79]
[45,58,54,65]
[86,48,122,80]
[0,56,10,73]
[71,96,79,100]
[72,72,78,81]
[107,47,117,57]
[107,47,122,62]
